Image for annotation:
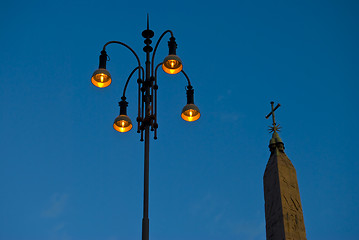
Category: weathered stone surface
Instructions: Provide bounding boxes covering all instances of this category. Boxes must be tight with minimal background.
[264,142,307,240]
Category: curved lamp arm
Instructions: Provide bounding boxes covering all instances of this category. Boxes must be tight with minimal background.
[122,66,144,98]
[103,41,141,67]
[154,63,192,87]
[154,62,163,85]
[181,70,192,86]
[151,30,174,76]
[103,41,142,80]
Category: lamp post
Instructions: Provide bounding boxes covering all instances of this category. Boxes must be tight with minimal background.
[91,18,200,240]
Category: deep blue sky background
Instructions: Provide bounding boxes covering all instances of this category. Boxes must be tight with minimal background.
[1,0,358,239]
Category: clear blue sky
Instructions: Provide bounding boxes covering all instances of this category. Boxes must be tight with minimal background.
[1,0,358,239]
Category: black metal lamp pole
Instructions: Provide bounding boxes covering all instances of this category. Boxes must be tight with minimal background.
[91,17,201,240]
[141,22,153,240]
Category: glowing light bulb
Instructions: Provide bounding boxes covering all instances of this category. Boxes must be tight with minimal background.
[113,115,133,133]
[162,55,182,74]
[91,69,112,88]
[181,104,200,122]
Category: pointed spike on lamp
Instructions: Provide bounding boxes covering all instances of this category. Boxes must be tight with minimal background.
[162,37,183,75]
[113,99,133,132]
[91,50,112,88]
[181,86,200,122]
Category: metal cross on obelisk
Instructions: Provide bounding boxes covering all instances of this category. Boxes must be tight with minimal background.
[265,101,281,133]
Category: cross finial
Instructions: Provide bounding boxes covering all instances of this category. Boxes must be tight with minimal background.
[265,101,281,133]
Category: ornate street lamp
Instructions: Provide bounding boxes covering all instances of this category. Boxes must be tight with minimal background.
[91,17,200,240]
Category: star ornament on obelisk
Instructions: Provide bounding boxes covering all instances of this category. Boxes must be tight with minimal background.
[263,101,307,240]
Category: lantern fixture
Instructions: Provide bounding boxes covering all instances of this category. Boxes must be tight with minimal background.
[91,50,112,88]
[162,37,183,74]
[181,85,200,122]
[113,98,133,132]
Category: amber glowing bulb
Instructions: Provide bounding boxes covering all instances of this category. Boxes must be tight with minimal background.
[113,115,133,133]
[162,55,183,74]
[181,104,200,122]
[91,69,112,88]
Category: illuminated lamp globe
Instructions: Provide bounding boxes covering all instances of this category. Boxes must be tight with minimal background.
[181,104,200,122]
[91,68,112,88]
[162,55,183,74]
[113,115,133,132]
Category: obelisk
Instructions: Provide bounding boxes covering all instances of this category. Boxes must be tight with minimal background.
[263,102,307,240]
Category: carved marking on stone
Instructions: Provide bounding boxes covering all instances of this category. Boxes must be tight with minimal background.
[296,199,302,211]
[291,197,299,211]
